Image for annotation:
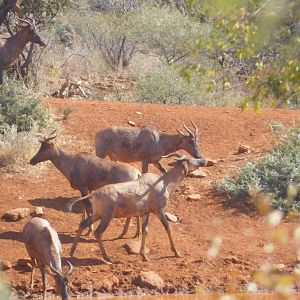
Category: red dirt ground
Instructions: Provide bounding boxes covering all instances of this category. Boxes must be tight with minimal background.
[0,98,299,298]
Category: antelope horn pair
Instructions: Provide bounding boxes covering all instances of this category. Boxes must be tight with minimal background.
[16,16,36,27]
[50,261,74,277]
[38,129,57,143]
[177,121,199,137]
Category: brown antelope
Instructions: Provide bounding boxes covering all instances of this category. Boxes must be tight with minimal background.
[68,155,211,265]
[0,17,45,84]
[29,133,141,237]
[95,121,201,174]
[23,217,73,300]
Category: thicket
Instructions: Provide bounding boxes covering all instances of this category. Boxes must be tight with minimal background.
[217,126,300,212]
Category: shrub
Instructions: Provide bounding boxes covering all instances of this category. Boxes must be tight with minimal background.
[0,80,52,132]
[0,79,57,170]
[137,65,202,104]
[216,126,300,211]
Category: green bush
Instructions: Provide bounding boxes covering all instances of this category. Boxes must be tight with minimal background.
[0,79,57,169]
[137,65,202,105]
[0,80,52,132]
[216,127,300,211]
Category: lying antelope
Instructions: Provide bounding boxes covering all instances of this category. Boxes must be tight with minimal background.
[0,17,45,84]
[29,132,141,238]
[68,155,211,264]
[23,217,73,300]
[95,121,201,173]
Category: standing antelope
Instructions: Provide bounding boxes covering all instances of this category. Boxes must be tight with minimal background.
[95,121,201,174]
[0,17,45,84]
[29,133,141,237]
[23,217,73,300]
[68,155,211,264]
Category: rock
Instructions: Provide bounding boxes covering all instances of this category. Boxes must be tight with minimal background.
[274,263,285,270]
[123,240,150,255]
[133,271,164,290]
[135,111,142,115]
[237,145,250,154]
[2,208,31,221]
[188,169,208,178]
[187,194,201,201]
[17,258,32,271]
[34,207,44,217]
[0,260,12,271]
[165,212,178,223]
[206,159,216,166]
[128,120,136,126]
[101,275,119,290]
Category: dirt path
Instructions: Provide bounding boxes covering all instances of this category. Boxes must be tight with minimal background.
[0,99,299,298]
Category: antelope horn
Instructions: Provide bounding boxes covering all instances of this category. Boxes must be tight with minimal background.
[177,129,186,136]
[66,261,74,276]
[183,122,194,136]
[191,120,199,136]
[162,153,182,159]
[16,16,31,26]
[50,262,62,276]
[44,135,57,142]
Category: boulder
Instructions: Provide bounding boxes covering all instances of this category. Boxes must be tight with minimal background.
[123,240,149,255]
[2,208,30,221]
[34,207,44,217]
[133,271,164,289]
[237,145,250,154]
[101,275,119,291]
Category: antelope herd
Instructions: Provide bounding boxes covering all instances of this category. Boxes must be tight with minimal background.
[21,121,212,299]
[0,14,213,300]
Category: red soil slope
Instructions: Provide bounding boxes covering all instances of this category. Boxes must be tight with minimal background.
[0,98,299,298]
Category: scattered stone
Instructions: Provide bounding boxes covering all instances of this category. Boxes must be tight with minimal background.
[274,263,285,270]
[165,212,178,223]
[237,145,250,154]
[135,111,142,115]
[123,240,149,255]
[0,260,12,271]
[133,271,164,290]
[34,207,44,217]
[101,275,119,290]
[206,159,216,166]
[224,256,242,264]
[17,258,32,271]
[188,169,208,178]
[128,120,136,126]
[2,208,31,221]
[187,194,201,201]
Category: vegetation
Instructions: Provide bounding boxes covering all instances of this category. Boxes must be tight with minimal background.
[0,80,57,169]
[217,126,300,212]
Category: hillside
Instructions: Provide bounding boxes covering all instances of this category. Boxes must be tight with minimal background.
[0,98,299,298]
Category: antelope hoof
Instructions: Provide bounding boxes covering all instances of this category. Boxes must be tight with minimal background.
[70,247,76,257]
[141,254,149,262]
[133,232,140,238]
[117,233,125,239]
[103,258,113,265]
[174,251,182,258]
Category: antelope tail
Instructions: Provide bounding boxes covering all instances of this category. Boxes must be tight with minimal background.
[67,194,92,213]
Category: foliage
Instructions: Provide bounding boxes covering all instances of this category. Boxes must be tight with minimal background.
[0,276,16,300]
[216,126,300,211]
[137,64,201,104]
[0,80,53,132]
[184,0,300,109]
[133,5,209,64]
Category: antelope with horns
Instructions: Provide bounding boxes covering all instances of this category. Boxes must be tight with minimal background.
[23,217,73,300]
[67,155,211,265]
[0,17,45,84]
[29,132,141,238]
[95,121,201,174]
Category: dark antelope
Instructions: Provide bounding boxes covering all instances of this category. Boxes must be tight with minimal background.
[0,17,45,84]
[30,132,141,237]
[95,121,201,174]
